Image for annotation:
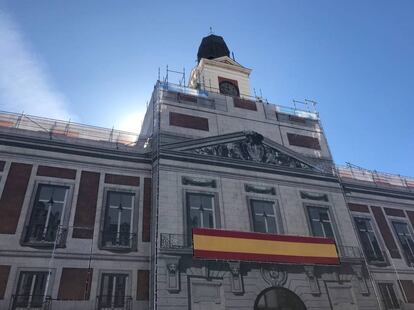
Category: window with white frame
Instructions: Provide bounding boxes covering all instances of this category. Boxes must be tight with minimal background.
[98,273,129,310]
[13,271,50,309]
[187,193,216,236]
[378,282,400,309]
[392,221,414,265]
[24,184,69,245]
[354,217,385,263]
[250,199,277,233]
[307,206,335,239]
[102,191,135,249]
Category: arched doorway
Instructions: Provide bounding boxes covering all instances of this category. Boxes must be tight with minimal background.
[254,287,307,310]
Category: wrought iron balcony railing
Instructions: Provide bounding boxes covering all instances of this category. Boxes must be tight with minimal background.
[160,233,188,250]
[337,245,364,261]
[23,225,67,247]
[101,231,137,250]
[96,295,132,310]
[10,295,52,310]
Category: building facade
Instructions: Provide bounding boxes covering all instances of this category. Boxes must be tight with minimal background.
[0,34,413,310]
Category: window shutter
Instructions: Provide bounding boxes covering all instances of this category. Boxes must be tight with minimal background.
[72,171,100,239]
[0,163,32,234]
[142,178,152,242]
[0,265,10,299]
[137,270,149,300]
[371,206,401,259]
[57,268,93,300]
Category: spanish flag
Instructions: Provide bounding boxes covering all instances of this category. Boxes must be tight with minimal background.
[193,228,340,265]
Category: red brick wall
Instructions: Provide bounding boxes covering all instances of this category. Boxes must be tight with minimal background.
[384,207,406,218]
[37,165,76,179]
[169,112,209,131]
[371,206,401,258]
[137,270,149,300]
[142,178,151,242]
[348,203,370,213]
[233,98,257,111]
[0,265,10,299]
[287,133,321,150]
[105,174,140,187]
[57,268,93,300]
[0,163,32,234]
[400,280,414,303]
[72,171,100,239]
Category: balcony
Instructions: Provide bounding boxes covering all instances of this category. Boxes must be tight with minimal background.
[10,295,52,310]
[160,233,190,254]
[101,231,137,251]
[337,245,364,263]
[23,225,67,248]
[96,295,132,310]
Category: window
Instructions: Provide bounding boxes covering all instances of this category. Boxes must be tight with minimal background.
[187,193,216,236]
[378,283,400,309]
[102,191,136,249]
[13,271,50,309]
[392,221,414,265]
[354,217,385,263]
[307,206,335,239]
[98,273,130,310]
[24,184,69,246]
[250,200,277,233]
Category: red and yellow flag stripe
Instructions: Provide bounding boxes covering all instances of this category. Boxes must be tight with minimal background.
[193,228,339,265]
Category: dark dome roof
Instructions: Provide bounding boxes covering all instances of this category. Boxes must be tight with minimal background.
[197,34,230,62]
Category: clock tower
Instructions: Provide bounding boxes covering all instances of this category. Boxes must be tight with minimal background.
[189,34,252,98]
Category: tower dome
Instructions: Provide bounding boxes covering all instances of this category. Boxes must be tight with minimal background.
[197,34,230,62]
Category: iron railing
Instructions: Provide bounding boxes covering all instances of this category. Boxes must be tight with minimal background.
[101,231,137,250]
[10,295,52,310]
[96,295,132,310]
[337,245,364,261]
[158,81,319,120]
[0,110,144,149]
[335,164,414,191]
[23,225,67,247]
[160,233,188,250]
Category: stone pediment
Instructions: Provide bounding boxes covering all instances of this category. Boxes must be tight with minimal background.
[166,132,319,171]
[213,56,245,68]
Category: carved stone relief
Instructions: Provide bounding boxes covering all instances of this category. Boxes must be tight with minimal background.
[228,262,243,295]
[352,265,369,295]
[261,265,287,287]
[300,191,329,201]
[190,132,314,170]
[245,184,276,195]
[182,176,216,188]
[165,257,180,293]
[304,266,321,295]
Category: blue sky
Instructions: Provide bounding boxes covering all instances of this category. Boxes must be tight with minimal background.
[0,1,413,176]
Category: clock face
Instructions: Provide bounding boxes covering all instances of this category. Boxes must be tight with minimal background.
[219,81,239,97]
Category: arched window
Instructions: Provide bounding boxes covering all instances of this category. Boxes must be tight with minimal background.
[254,287,306,310]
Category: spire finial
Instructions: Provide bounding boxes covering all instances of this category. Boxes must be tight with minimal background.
[209,27,213,35]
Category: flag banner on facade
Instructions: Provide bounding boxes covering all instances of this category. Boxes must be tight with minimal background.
[192,228,340,265]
